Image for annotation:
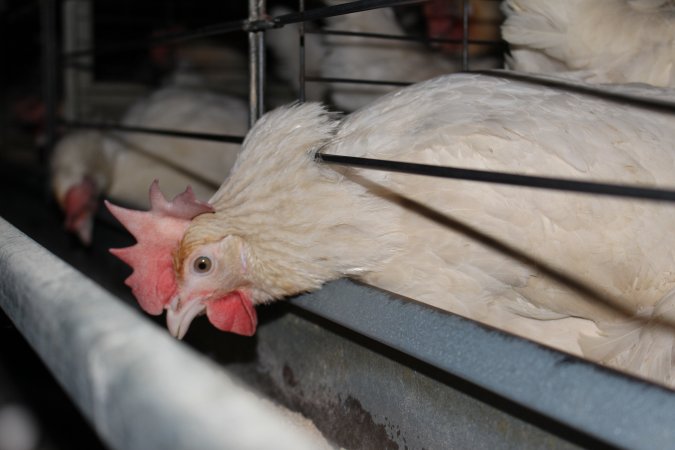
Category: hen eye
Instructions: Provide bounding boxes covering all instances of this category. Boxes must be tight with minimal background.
[193,256,212,274]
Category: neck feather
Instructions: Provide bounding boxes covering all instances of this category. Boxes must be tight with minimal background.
[180,103,404,303]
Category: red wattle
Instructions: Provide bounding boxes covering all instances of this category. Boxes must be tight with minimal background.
[206,290,258,336]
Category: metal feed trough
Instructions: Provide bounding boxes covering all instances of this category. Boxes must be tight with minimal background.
[2,0,675,448]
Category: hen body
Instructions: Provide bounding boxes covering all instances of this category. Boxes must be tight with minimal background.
[104,87,247,204]
[170,73,675,387]
[502,0,675,86]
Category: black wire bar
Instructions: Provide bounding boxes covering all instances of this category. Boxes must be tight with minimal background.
[478,70,675,114]
[63,0,426,59]
[305,76,411,86]
[63,121,245,144]
[275,0,426,26]
[316,153,675,203]
[309,70,675,112]
[306,28,504,47]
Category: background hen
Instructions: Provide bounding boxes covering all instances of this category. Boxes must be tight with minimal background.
[317,0,502,111]
[265,1,503,112]
[51,86,247,244]
[109,72,675,388]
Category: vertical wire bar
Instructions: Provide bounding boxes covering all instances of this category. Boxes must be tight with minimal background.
[248,0,266,126]
[63,0,93,121]
[298,0,306,103]
[40,0,58,163]
[63,1,76,120]
[461,0,469,71]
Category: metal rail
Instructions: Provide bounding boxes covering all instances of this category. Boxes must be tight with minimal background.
[306,28,503,47]
[316,153,675,203]
[305,75,411,86]
[290,279,675,450]
[63,120,246,144]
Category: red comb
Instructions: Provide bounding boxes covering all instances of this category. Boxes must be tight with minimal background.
[106,180,214,314]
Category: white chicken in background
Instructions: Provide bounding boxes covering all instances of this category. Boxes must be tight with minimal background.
[502,0,675,86]
[108,72,675,388]
[151,35,250,97]
[51,87,248,244]
[320,0,502,111]
[162,43,249,94]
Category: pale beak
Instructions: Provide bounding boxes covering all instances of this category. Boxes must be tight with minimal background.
[166,295,207,339]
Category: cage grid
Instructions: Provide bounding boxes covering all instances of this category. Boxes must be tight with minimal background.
[3,0,675,448]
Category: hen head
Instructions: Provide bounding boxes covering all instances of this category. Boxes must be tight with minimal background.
[106,180,258,339]
[63,176,98,244]
[51,131,108,245]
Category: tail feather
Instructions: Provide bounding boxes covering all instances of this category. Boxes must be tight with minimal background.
[579,290,675,387]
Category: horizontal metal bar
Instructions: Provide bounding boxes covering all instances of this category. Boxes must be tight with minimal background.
[307,28,505,47]
[316,153,675,202]
[0,217,330,450]
[63,19,250,59]
[273,0,427,26]
[64,120,246,144]
[305,76,411,86]
[479,70,675,114]
[289,279,675,450]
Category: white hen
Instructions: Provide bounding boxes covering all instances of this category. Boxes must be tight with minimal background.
[109,72,675,388]
[51,86,248,243]
[320,2,501,111]
[502,0,675,86]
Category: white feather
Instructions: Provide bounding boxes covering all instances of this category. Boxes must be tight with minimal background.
[502,0,675,86]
